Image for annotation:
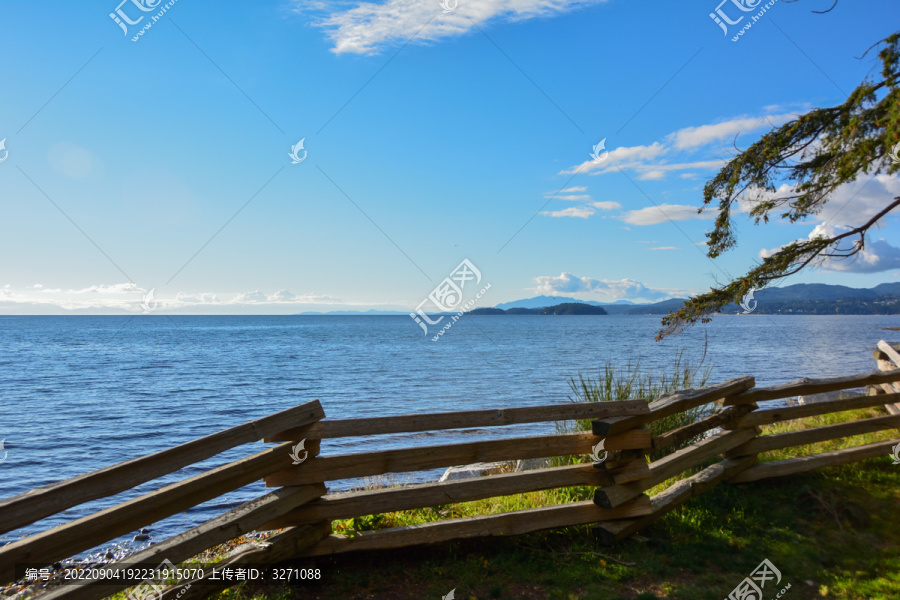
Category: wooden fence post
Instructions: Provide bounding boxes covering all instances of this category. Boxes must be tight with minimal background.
[875,340,900,415]
[588,379,758,545]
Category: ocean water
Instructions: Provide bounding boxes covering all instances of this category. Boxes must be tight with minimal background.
[1,314,898,557]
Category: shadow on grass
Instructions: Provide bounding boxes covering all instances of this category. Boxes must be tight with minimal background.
[209,459,899,600]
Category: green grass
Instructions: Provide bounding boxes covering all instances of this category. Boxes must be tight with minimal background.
[205,442,900,600]
[560,352,712,443]
[109,366,900,600]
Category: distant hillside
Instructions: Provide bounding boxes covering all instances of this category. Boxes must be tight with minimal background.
[739,282,900,302]
[469,303,607,315]
[491,283,900,316]
[625,286,900,315]
[494,295,634,314]
[493,296,606,310]
[285,282,900,316]
[717,283,900,314]
[626,298,688,315]
[723,295,900,315]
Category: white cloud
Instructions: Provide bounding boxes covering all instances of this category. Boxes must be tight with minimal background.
[640,160,726,173]
[0,283,145,312]
[821,237,900,273]
[736,175,900,223]
[564,148,724,180]
[760,218,900,274]
[559,112,790,181]
[621,203,712,226]
[540,186,618,218]
[814,174,900,226]
[545,186,592,202]
[175,292,221,304]
[591,201,621,210]
[0,284,346,313]
[308,0,606,55]
[561,142,666,175]
[650,246,679,251]
[541,206,595,218]
[69,283,142,294]
[236,290,269,303]
[669,114,794,150]
[750,174,900,274]
[533,272,694,302]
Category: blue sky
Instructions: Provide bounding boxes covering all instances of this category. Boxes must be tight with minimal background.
[1,0,898,314]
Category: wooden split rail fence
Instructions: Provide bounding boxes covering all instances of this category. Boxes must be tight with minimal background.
[2,341,900,600]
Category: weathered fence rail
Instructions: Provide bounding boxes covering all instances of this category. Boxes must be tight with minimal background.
[3,342,900,600]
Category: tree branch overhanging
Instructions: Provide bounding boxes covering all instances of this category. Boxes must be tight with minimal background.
[658,31,900,340]
[658,196,900,340]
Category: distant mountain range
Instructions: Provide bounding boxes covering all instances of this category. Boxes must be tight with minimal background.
[289,282,900,316]
[495,282,900,316]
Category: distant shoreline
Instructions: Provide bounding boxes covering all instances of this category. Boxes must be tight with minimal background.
[467,303,608,316]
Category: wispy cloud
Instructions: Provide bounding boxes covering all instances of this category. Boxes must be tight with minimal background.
[541,206,595,218]
[548,113,787,225]
[540,187,620,217]
[591,201,621,210]
[670,114,793,150]
[560,112,794,181]
[0,284,345,314]
[621,203,713,226]
[301,0,607,55]
[561,142,665,176]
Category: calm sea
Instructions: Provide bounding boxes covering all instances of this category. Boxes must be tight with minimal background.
[1,314,897,557]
